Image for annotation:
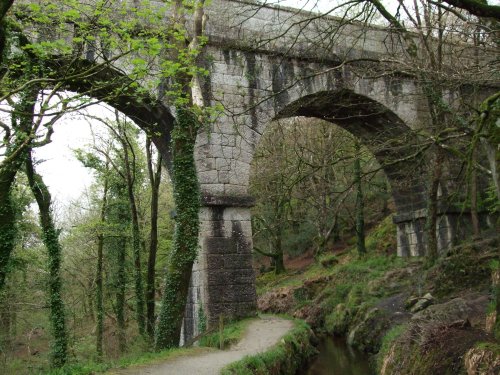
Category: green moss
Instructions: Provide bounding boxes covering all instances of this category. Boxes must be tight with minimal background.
[365,215,397,254]
[426,248,492,297]
[324,303,349,334]
[348,307,390,353]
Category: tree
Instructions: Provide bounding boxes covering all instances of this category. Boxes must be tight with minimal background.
[250,119,313,273]
[79,112,150,342]
[145,138,162,339]
[109,112,147,337]
[249,0,497,259]
[25,149,68,368]
[154,0,209,350]
[354,140,366,255]
[251,118,389,268]
[95,161,110,361]
[0,1,114,289]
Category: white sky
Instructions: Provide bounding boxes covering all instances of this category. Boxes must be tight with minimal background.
[34,103,114,208]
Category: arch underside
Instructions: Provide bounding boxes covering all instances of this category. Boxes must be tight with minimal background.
[48,58,175,169]
[275,89,428,216]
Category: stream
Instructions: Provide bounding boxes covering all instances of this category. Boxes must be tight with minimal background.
[301,336,374,375]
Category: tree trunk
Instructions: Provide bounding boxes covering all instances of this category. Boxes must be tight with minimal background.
[0,0,14,67]
[25,151,68,368]
[146,139,162,339]
[155,0,206,349]
[425,147,444,262]
[0,170,17,290]
[96,228,104,360]
[96,165,109,361]
[115,235,127,353]
[354,142,366,255]
[274,223,285,274]
[0,289,12,347]
[0,86,38,290]
[119,124,146,336]
[470,147,480,237]
[155,107,200,350]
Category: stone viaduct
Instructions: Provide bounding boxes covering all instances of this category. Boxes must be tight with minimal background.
[181,0,491,341]
[18,0,494,343]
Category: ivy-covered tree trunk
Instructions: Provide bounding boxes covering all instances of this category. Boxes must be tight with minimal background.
[0,170,17,290]
[25,150,68,368]
[96,166,109,361]
[0,86,39,290]
[108,194,129,353]
[0,0,14,66]
[155,107,200,350]
[354,142,366,255]
[146,139,162,339]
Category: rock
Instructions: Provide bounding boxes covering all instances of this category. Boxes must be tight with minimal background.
[412,297,472,322]
[410,293,434,313]
[464,346,500,375]
[405,295,419,309]
[324,303,349,335]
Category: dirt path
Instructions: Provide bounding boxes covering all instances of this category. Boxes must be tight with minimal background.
[113,316,294,375]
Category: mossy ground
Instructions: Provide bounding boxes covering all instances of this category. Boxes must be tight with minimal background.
[257,216,499,374]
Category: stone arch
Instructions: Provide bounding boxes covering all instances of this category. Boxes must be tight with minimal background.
[273,88,427,218]
[49,59,175,167]
[188,85,429,344]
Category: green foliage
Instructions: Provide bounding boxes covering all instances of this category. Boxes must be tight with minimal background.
[155,107,201,350]
[197,304,207,334]
[199,319,252,349]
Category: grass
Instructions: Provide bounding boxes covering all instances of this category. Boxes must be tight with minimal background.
[43,346,212,375]
[376,324,407,371]
[198,317,254,349]
[474,342,500,355]
[43,317,256,374]
[365,215,397,254]
[257,217,406,298]
[220,319,315,375]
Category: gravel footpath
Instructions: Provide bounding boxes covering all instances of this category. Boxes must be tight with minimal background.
[112,316,293,375]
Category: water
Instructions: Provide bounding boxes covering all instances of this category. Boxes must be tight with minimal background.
[302,336,374,375]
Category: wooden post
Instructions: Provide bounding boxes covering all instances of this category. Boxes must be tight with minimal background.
[219,315,224,349]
